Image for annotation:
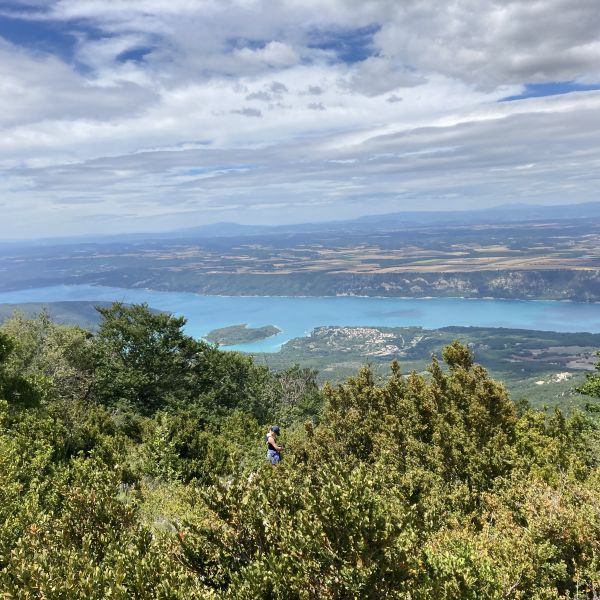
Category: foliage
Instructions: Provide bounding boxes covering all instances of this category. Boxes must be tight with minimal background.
[577,350,600,409]
[92,303,203,414]
[267,364,323,425]
[0,449,205,598]
[1,307,600,598]
[92,303,275,422]
[181,459,417,599]
[142,410,264,484]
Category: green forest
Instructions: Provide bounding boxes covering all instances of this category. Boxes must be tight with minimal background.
[1,304,599,599]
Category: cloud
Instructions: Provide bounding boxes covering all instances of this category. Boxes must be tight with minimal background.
[231,107,263,117]
[0,39,157,128]
[269,81,288,94]
[304,85,323,95]
[345,56,425,96]
[234,41,300,68]
[1,0,600,237]
[386,94,402,103]
[376,0,600,88]
[6,90,600,236]
[246,90,272,101]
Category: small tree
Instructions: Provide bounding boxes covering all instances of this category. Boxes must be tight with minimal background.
[0,329,43,407]
[0,310,95,403]
[92,302,272,420]
[577,351,600,412]
[93,303,204,414]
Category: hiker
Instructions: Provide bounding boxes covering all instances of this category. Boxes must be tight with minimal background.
[266,425,284,464]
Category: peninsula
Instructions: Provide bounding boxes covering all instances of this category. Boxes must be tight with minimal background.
[205,323,281,346]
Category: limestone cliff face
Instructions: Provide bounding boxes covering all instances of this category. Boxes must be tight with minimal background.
[314,269,600,301]
[70,268,600,301]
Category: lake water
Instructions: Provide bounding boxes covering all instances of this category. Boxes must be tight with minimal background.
[0,284,599,352]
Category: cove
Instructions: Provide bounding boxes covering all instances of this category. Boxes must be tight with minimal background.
[0,284,599,352]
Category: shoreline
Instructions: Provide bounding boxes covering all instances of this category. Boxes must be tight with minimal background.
[2,286,600,353]
[1,282,598,305]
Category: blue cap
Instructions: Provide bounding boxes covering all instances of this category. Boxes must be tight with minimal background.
[271,425,280,434]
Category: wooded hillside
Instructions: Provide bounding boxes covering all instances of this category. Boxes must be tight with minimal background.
[1,305,599,598]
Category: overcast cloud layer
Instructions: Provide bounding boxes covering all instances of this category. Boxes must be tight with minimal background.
[1,0,599,237]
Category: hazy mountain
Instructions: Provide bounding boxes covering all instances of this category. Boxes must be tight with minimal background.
[2,201,599,249]
[170,202,600,238]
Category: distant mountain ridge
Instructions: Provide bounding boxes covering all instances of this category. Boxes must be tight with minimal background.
[170,201,600,238]
[2,201,599,247]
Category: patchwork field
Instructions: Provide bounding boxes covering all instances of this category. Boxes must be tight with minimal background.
[1,218,599,300]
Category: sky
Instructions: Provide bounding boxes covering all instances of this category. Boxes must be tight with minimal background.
[1,0,600,238]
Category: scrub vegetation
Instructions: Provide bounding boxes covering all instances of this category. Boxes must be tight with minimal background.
[1,304,600,598]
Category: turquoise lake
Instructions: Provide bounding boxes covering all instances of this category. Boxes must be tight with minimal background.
[0,284,599,352]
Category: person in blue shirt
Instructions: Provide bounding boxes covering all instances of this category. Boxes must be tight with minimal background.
[266,425,284,464]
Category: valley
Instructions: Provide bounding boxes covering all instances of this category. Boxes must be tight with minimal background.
[2,212,599,301]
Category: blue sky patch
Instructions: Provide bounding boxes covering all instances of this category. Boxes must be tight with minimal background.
[181,168,213,176]
[0,10,108,69]
[175,164,255,177]
[116,46,154,64]
[502,81,600,101]
[0,13,77,60]
[0,1,45,15]
[307,23,381,63]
